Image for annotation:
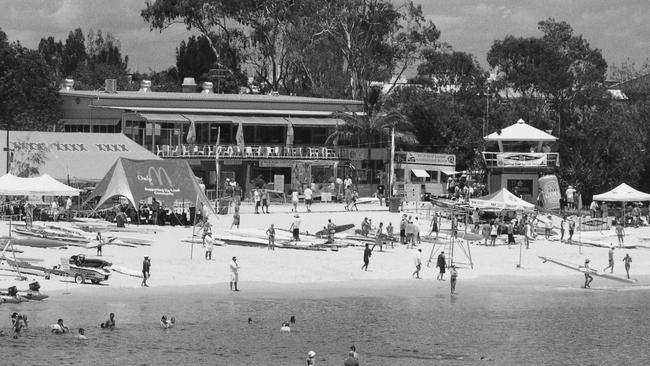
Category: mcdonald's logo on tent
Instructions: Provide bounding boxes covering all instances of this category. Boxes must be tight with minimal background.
[147,166,173,187]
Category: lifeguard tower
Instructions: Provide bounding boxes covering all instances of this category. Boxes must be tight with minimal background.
[482,119,558,203]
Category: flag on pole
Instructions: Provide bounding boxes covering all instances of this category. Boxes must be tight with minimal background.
[236,122,245,152]
[286,121,294,146]
[186,117,196,144]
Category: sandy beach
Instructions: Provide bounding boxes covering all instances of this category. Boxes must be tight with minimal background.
[2,200,650,293]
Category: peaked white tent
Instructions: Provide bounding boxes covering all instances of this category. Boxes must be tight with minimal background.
[469,188,535,211]
[0,173,80,196]
[592,183,650,202]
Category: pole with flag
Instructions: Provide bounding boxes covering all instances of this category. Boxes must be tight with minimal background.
[236,122,245,155]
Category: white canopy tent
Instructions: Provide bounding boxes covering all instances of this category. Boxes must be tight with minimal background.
[0,173,81,196]
[593,183,650,227]
[469,188,535,211]
[592,183,650,202]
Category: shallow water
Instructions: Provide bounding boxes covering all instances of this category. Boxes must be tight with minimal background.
[3,279,650,366]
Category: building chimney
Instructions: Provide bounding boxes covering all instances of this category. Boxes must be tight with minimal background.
[61,78,74,91]
[201,82,213,94]
[139,80,152,92]
[182,77,197,93]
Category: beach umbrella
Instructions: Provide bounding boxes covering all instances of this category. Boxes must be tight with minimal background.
[286,121,294,146]
[236,122,245,151]
[186,116,196,144]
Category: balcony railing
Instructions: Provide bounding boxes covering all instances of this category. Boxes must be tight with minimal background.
[156,144,339,160]
[482,152,559,168]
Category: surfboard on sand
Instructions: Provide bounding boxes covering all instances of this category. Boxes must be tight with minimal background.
[538,256,637,284]
[315,224,355,237]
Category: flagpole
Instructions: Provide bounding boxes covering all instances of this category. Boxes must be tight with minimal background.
[215,127,221,214]
[389,126,395,199]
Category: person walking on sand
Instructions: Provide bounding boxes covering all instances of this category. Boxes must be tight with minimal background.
[568,219,576,242]
[450,265,458,294]
[375,222,384,252]
[436,251,447,280]
[603,246,615,273]
[266,224,275,250]
[507,221,515,249]
[361,243,373,271]
[615,221,625,246]
[544,216,553,239]
[623,253,632,279]
[412,248,423,279]
[429,212,439,239]
[229,256,240,291]
[581,258,594,288]
[230,202,241,229]
[386,222,394,248]
[524,220,532,249]
[303,186,313,212]
[290,214,301,241]
[560,216,567,242]
[253,188,261,214]
[141,256,151,287]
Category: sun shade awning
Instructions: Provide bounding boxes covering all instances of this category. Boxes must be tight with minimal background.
[62,119,119,126]
[287,117,342,126]
[411,169,430,178]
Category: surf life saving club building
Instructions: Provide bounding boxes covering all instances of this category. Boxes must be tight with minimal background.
[57,78,379,197]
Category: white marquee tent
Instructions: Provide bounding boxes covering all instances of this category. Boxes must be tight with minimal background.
[469,188,535,211]
[592,183,650,202]
[0,173,80,196]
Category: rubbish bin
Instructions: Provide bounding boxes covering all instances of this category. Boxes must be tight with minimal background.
[389,197,402,213]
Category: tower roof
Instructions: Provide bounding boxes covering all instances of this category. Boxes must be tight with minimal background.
[484,119,557,142]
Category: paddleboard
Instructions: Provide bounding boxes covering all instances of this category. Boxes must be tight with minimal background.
[538,256,637,284]
[315,224,354,236]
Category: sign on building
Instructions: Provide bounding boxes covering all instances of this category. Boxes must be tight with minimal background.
[274,174,285,193]
[404,183,421,202]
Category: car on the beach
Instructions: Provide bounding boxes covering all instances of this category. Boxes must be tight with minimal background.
[51,254,112,285]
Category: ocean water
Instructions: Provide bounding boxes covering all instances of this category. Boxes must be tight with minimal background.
[3,279,650,366]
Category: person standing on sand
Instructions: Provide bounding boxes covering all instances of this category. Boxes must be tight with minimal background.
[449,265,458,294]
[436,252,447,280]
[96,232,104,256]
[399,215,407,244]
[361,243,373,271]
[204,234,214,260]
[581,258,594,288]
[603,246,615,273]
[253,188,261,214]
[524,220,532,249]
[429,212,439,239]
[568,219,575,242]
[266,224,275,250]
[412,248,423,279]
[261,188,270,213]
[489,221,498,246]
[560,216,567,242]
[544,216,553,239]
[615,221,625,246]
[507,221,515,249]
[291,190,300,212]
[386,222,394,248]
[230,202,241,229]
[141,256,151,287]
[623,253,632,279]
[230,256,240,291]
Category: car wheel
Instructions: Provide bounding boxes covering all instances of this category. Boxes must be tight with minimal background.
[74,274,85,284]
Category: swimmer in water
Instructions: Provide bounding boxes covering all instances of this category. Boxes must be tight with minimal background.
[51,318,69,334]
[306,350,316,365]
[76,328,87,340]
[160,315,176,329]
[100,312,116,329]
[280,321,291,333]
[11,313,28,339]
[290,315,296,324]
[248,317,253,324]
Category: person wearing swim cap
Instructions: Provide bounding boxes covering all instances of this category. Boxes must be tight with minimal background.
[306,350,316,365]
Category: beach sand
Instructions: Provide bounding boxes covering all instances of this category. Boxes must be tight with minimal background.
[1,201,649,292]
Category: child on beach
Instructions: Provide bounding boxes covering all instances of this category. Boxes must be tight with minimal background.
[204,234,214,260]
[266,224,275,250]
[361,243,373,271]
[230,203,241,229]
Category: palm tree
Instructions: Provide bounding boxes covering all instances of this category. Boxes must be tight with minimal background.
[326,110,418,184]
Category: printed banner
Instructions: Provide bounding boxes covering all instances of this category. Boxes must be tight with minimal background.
[538,175,561,210]
[497,153,547,167]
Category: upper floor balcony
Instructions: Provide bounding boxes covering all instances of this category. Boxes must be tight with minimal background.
[156,144,339,160]
[482,152,559,169]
